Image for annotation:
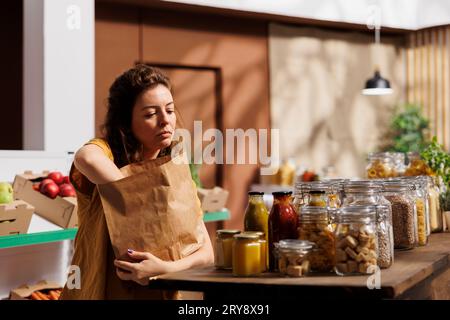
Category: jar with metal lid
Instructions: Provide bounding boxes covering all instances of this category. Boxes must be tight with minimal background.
[244,191,269,242]
[276,239,314,277]
[366,153,396,179]
[334,206,378,275]
[297,206,335,272]
[381,180,418,250]
[242,231,267,272]
[232,233,261,277]
[215,229,241,269]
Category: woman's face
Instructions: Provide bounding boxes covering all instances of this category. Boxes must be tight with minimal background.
[131,84,176,155]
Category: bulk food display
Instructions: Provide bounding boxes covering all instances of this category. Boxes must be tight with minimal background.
[213,160,446,281]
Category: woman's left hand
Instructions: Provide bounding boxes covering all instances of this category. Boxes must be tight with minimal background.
[114,249,173,286]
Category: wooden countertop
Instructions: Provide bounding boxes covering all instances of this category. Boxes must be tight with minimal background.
[148,233,450,299]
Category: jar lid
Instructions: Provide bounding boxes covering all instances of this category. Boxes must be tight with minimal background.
[248,191,264,196]
[233,233,260,240]
[295,181,336,193]
[242,231,265,238]
[337,205,376,222]
[344,180,382,193]
[216,229,241,235]
[278,239,314,251]
[382,179,413,192]
[272,191,292,196]
[298,206,329,221]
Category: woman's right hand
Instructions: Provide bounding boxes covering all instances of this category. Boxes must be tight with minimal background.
[74,144,124,184]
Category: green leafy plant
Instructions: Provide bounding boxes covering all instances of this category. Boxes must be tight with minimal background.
[439,190,450,211]
[384,104,430,153]
[420,136,450,187]
[189,162,202,188]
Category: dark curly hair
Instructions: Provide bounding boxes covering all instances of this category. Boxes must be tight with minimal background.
[102,64,176,168]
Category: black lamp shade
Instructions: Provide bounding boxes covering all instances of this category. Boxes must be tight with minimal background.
[362,70,393,95]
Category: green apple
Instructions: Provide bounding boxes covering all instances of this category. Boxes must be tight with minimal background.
[0,182,13,204]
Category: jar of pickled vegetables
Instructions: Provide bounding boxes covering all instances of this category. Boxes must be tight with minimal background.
[276,239,314,277]
[334,205,378,275]
[215,229,241,269]
[366,153,396,179]
[232,233,261,277]
[297,206,335,272]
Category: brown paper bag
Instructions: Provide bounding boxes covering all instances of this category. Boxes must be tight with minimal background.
[97,139,204,262]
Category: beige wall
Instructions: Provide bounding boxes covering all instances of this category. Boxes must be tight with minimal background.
[406,26,450,150]
[269,24,406,178]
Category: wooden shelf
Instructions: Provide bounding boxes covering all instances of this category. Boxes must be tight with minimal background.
[148,233,450,299]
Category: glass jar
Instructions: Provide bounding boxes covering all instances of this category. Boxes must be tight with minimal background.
[410,177,430,245]
[366,153,396,179]
[232,233,261,277]
[382,180,418,250]
[374,204,394,269]
[428,176,443,232]
[268,191,299,271]
[294,181,341,209]
[334,206,378,275]
[242,231,267,272]
[389,152,406,176]
[215,229,241,269]
[297,206,335,272]
[405,152,434,176]
[244,192,269,242]
[276,239,314,277]
[342,180,394,268]
[322,179,347,208]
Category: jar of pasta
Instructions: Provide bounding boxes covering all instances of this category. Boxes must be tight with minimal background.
[335,205,378,275]
[297,206,335,273]
[366,153,396,179]
[215,229,241,269]
[389,152,406,176]
[405,152,434,176]
[276,239,314,277]
[428,176,443,232]
[232,233,261,277]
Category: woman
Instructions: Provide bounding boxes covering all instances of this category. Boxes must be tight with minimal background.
[60,65,214,300]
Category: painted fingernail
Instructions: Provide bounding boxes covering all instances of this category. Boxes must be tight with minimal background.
[127,249,133,254]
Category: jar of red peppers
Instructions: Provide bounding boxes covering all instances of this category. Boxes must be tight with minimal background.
[268,191,299,271]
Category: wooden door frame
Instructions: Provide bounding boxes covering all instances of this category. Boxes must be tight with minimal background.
[138,61,224,188]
